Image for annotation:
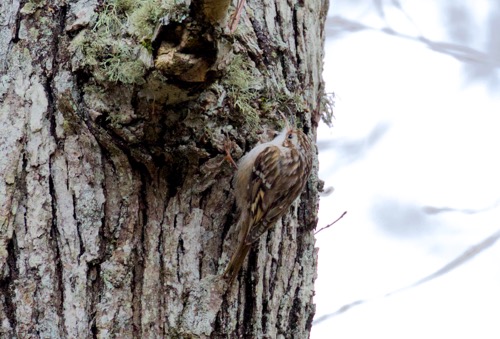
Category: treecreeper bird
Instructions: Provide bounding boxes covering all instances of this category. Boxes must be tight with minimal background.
[224,121,314,283]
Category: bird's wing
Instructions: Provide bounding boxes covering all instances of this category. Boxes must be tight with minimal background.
[246,145,297,243]
[248,145,282,227]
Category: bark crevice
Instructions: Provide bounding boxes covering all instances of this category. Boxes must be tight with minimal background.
[0,235,18,334]
[48,165,65,332]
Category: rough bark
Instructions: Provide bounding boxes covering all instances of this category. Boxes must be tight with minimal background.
[0,0,328,337]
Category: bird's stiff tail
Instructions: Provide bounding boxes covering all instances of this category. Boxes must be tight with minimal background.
[223,240,252,284]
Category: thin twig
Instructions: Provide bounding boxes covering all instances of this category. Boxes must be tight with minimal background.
[223,137,238,169]
[315,211,347,235]
[313,228,500,326]
[229,0,246,33]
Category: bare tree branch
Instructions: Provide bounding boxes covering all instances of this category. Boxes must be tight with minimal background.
[326,16,499,67]
[313,228,500,326]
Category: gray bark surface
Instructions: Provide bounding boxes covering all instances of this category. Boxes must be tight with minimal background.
[0,0,328,337]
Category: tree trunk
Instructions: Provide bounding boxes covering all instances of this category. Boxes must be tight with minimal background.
[0,0,328,337]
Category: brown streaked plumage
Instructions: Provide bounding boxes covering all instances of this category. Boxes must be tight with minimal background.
[224,124,313,283]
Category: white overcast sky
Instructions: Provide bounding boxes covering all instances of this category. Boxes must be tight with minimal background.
[313,1,500,338]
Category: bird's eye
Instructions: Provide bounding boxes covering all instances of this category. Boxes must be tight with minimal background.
[287,133,294,139]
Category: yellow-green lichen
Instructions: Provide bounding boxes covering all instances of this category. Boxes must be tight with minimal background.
[221,54,262,128]
[28,27,40,40]
[20,0,45,14]
[101,43,146,84]
[220,54,311,132]
[70,0,181,85]
[93,3,123,33]
[71,29,145,84]
[112,0,135,12]
[257,84,309,129]
[128,0,170,39]
[321,92,335,127]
